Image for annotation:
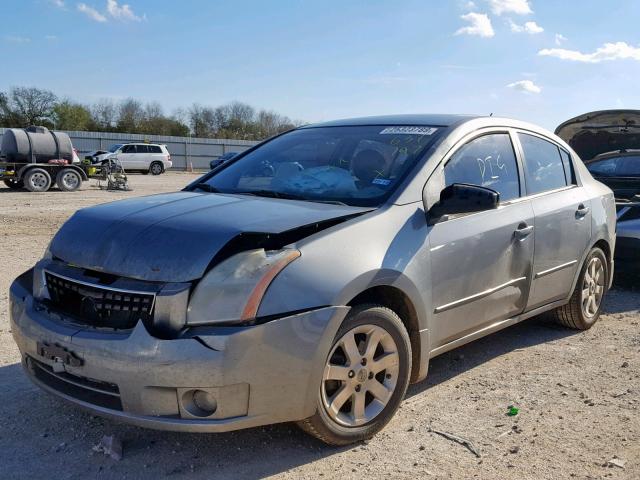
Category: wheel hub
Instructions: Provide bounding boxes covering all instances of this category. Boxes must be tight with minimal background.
[581,257,605,318]
[321,324,400,427]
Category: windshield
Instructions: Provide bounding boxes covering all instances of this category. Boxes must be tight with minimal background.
[194,125,441,206]
[108,144,124,153]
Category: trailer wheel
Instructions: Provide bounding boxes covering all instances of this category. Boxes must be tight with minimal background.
[3,178,24,190]
[23,168,52,192]
[56,168,82,192]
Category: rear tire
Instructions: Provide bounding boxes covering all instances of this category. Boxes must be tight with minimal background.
[55,168,82,192]
[3,178,24,189]
[296,304,412,445]
[550,247,608,330]
[149,162,163,175]
[23,168,52,192]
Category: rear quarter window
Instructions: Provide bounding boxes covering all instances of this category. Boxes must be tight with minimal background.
[149,145,162,153]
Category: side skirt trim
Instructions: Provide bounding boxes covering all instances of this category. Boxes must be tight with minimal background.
[428,298,568,359]
[433,277,527,314]
[534,260,577,279]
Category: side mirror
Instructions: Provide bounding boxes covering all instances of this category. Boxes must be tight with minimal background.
[428,183,499,223]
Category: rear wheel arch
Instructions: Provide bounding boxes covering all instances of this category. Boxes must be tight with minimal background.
[347,285,424,383]
[593,239,612,272]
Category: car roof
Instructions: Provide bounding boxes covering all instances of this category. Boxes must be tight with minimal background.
[301,114,482,128]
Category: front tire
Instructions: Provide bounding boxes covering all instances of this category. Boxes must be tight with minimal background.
[297,305,411,445]
[550,247,608,330]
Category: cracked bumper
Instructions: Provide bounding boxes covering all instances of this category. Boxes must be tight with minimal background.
[9,270,348,432]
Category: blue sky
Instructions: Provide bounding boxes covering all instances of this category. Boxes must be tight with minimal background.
[1,0,639,130]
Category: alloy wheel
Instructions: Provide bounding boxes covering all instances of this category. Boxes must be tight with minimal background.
[581,256,605,318]
[321,324,400,427]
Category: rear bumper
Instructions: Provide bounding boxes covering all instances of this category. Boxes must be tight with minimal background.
[10,270,348,432]
[163,160,172,170]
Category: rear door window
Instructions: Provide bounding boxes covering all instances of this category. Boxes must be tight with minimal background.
[444,133,520,202]
[136,145,149,154]
[518,133,568,195]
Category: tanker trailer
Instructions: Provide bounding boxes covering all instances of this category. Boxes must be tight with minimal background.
[0,126,87,192]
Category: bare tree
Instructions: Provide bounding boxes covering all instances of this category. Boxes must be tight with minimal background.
[3,87,57,126]
[116,98,145,133]
[91,99,118,130]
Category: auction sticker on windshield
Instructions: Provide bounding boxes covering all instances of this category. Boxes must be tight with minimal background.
[379,126,438,135]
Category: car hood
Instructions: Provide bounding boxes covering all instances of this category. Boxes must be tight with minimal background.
[555,110,640,161]
[49,191,370,282]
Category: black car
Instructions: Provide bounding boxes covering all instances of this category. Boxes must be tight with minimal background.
[582,150,640,200]
[209,151,238,170]
[556,110,640,272]
[556,109,640,200]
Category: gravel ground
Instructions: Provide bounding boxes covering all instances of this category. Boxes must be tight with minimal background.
[0,173,638,480]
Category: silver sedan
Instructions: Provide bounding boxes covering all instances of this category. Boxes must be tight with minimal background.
[10,114,616,445]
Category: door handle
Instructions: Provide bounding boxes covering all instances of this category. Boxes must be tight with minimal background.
[514,223,534,240]
[576,203,590,218]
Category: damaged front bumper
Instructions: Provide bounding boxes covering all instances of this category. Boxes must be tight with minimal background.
[10,270,348,432]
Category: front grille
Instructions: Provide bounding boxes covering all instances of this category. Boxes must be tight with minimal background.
[27,356,123,411]
[45,271,155,330]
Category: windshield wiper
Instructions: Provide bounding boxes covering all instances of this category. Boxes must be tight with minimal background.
[194,183,221,193]
[233,190,307,200]
[234,190,348,205]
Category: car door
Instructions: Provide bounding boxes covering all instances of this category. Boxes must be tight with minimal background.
[133,144,150,170]
[117,144,136,170]
[516,132,591,309]
[426,131,535,348]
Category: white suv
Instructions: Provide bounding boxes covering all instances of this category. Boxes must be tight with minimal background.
[103,143,172,175]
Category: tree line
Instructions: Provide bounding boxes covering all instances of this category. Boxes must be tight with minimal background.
[0,86,301,140]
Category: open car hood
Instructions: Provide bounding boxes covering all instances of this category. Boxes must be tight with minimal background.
[49,191,370,282]
[555,110,640,161]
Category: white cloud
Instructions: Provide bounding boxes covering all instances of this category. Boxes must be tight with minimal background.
[49,0,65,7]
[4,35,31,44]
[538,42,640,63]
[106,0,142,22]
[77,3,107,22]
[509,20,543,34]
[488,0,532,15]
[455,13,495,38]
[45,35,59,41]
[507,80,541,94]
[554,33,567,46]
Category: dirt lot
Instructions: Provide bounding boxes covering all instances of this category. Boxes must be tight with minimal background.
[0,173,638,480]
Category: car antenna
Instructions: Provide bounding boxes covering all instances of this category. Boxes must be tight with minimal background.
[489,112,493,117]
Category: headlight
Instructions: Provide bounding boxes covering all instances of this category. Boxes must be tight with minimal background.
[187,248,300,325]
[32,243,53,299]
